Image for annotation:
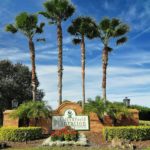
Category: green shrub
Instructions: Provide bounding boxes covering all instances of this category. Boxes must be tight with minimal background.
[130,105,150,120]
[139,120,150,126]
[103,126,150,141]
[0,127,42,141]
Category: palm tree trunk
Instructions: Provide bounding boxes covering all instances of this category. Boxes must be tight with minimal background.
[102,46,108,106]
[57,20,63,106]
[81,34,85,109]
[29,38,37,101]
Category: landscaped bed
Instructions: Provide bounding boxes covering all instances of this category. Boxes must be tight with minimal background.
[42,126,88,146]
[5,141,150,150]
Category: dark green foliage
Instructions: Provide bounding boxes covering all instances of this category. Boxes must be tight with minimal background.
[116,37,127,45]
[139,120,150,126]
[68,16,99,43]
[0,60,44,125]
[11,101,52,126]
[103,126,150,141]
[39,0,75,23]
[85,96,106,119]
[84,96,130,124]
[0,127,42,141]
[5,24,17,33]
[130,105,150,120]
[5,12,45,38]
[98,17,129,47]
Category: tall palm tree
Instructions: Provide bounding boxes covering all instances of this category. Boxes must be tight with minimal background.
[5,12,45,101]
[68,16,99,109]
[39,0,75,106]
[98,17,129,105]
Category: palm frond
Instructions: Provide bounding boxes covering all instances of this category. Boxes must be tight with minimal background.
[107,46,113,52]
[67,25,77,35]
[42,0,75,22]
[38,11,50,19]
[114,24,129,37]
[6,12,45,39]
[72,38,81,45]
[110,18,120,29]
[99,17,110,31]
[16,12,38,30]
[5,24,17,33]
[68,16,99,40]
[116,37,128,45]
[36,22,45,34]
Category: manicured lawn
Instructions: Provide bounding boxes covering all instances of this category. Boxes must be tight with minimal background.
[9,146,150,150]
[9,147,113,150]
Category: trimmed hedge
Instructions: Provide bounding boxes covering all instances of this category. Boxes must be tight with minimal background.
[130,105,150,120]
[103,126,150,141]
[139,120,150,126]
[0,127,42,142]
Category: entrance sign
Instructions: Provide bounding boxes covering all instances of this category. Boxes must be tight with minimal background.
[52,109,89,130]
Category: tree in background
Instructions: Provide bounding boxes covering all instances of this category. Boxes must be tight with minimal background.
[5,12,45,101]
[97,17,129,105]
[68,16,99,109]
[0,60,44,125]
[39,0,75,106]
[11,101,52,126]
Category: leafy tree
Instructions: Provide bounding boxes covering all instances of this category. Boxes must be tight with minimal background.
[39,0,75,105]
[5,12,45,101]
[97,17,129,105]
[11,101,52,126]
[0,60,44,125]
[68,16,99,109]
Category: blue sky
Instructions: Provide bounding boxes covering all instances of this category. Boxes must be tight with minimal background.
[0,0,150,108]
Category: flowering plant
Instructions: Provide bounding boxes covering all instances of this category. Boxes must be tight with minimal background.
[51,126,78,141]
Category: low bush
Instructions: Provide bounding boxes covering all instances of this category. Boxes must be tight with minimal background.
[139,120,150,126]
[103,126,150,141]
[0,127,42,142]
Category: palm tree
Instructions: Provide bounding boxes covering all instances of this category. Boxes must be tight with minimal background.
[5,12,45,101]
[39,0,75,106]
[10,101,52,126]
[84,97,130,125]
[68,16,99,109]
[97,17,129,105]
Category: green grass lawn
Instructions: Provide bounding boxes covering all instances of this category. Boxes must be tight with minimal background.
[9,146,150,150]
[9,146,114,150]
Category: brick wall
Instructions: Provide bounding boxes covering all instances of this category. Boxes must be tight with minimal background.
[3,110,19,127]
[103,109,139,126]
[2,104,139,134]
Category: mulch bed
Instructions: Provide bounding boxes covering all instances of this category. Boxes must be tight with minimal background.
[84,132,150,149]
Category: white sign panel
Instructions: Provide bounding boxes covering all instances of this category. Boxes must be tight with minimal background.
[52,109,89,130]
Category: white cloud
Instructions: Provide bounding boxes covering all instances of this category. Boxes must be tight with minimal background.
[119,1,150,32]
[36,64,150,108]
[0,47,57,62]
